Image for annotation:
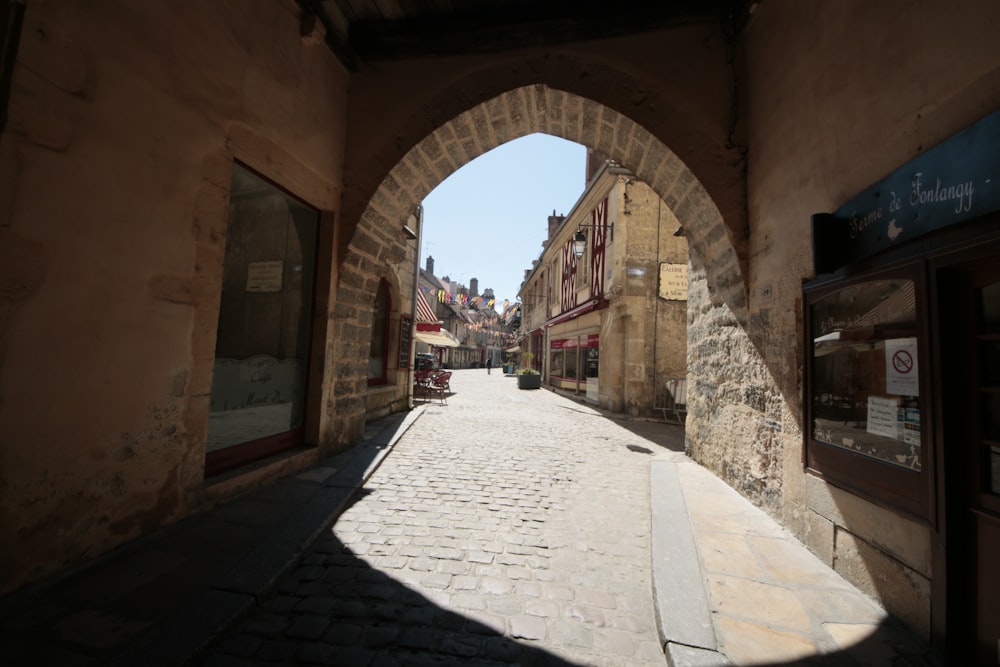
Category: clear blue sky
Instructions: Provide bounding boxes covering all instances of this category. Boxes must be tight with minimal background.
[421,133,587,309]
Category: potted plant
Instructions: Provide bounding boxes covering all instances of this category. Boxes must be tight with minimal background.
[516,353,541,389]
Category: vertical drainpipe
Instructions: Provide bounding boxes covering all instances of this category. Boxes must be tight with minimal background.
[408,206,423,409]
[653,197,661,403]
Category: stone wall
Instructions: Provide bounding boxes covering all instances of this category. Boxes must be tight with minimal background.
[734,0,1000,636]
[0,0,348,593]
[686,253,785,512]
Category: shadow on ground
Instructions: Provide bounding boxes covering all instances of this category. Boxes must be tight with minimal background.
[550,388,687,454]
[613,419,686,453]
[197,489,581,666]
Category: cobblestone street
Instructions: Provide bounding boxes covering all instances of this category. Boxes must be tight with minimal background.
[201,369,676,666]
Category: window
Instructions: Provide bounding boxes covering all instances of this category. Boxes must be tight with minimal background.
[805,263,928,517]
[584,335,599,380]
[205,163,319,476]
[811,278,920,469]
[368,279,390,385]
[550,347,565,378]
[564,347,578,379]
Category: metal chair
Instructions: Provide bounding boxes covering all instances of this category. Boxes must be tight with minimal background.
[656,377,688,424]
[429,371,452,404]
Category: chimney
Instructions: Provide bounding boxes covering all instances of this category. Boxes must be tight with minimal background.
[425,255,434,275]
[586,148,610,183]
[547,210,565,241]
[469,278,479,298]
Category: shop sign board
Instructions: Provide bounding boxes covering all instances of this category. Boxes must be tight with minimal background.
[812,110,1000,274]
[659,263,688,300]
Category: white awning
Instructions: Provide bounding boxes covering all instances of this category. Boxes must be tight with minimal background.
[415,329,460,348]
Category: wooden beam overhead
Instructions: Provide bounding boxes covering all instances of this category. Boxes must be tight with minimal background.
[348,2,732,61]
[297,0,745,70]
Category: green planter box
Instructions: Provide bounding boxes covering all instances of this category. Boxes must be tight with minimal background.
[517,373,541,389]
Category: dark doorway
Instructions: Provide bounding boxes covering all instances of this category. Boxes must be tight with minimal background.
[937,236,1000,664]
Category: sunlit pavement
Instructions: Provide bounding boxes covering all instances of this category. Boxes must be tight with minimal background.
[0,368,936,666]
[200,368,936,666]
[202,368,667,666]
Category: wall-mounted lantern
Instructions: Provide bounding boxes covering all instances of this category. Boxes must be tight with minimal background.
[572,223,614,258]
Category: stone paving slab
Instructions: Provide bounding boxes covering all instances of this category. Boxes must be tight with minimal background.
[669,456,939,667]
[201,370,668,666]
[0,370,940,666]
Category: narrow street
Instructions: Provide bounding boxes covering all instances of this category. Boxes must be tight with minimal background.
[201,369,678,666]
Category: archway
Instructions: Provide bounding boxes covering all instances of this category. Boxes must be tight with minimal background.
[325,87,755,473]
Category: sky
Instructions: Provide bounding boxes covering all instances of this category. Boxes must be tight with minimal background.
[420,133,588,310]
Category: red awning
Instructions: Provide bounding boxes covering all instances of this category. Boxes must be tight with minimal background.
[545,299,600,327]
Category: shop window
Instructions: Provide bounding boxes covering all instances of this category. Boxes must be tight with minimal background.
[805,264,928,517]
[564,347,578,379]
[368,279,391,385]
[585,347,599,379]
[550,348,565,377]
[551,338,583,379]
[205,163,318,477]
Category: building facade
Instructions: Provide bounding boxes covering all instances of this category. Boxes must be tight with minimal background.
[520,161,689,415]
[2,1,999,660]
[416,259,510,369]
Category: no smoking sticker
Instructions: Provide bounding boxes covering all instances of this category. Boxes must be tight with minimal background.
[886,338,919,396]
[892,349,914,374]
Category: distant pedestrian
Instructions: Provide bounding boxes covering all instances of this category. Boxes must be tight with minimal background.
[486,357,493,375]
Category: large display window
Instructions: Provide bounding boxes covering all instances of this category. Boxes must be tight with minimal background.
[206,163,318,477]
[805,263,929,517]
[550,337,576,380]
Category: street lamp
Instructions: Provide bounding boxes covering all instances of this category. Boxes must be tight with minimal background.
[571,223,613,258]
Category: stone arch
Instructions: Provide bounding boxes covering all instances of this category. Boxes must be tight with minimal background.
[364,86,744,308]
[325,85,749,447]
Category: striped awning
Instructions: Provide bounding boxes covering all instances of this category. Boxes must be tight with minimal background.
[416,289,438,323]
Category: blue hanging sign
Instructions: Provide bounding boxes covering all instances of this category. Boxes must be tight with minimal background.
[812,110,1000,274]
